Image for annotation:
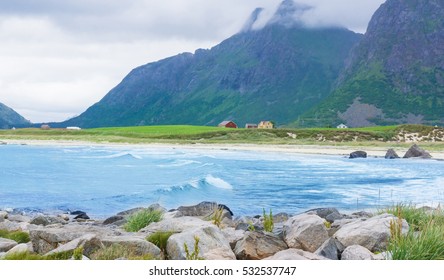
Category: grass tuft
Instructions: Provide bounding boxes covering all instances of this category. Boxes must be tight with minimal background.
[147,231,174,259]
[90,244,155,260]
[123,209,163,232]
[0,230,30,244]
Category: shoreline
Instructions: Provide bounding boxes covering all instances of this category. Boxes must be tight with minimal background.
[3,138,444,159]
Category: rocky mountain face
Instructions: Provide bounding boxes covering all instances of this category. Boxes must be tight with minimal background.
[62,0,361,128]
[0,102,30,129]
[302,0,444,127]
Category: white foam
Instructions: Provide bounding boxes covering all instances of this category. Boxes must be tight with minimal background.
[205,175,233,190]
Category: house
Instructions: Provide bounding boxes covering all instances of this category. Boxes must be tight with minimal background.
[337,123,348,129]
[66,126,82,130]
[258,121,274,129]
[245,123,258,129]
[41,124,50,130]
[218,121,237,128]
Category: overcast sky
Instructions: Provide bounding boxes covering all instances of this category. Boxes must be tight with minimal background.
[0,0,385,123]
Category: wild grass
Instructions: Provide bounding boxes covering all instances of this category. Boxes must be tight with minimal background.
[123,209,163,232]
[90,244,155,260]
[386,204,444,260]
[146,231,174,259]
[1,251,73,260]
[0,230,30,244]
[263,208,274,233]
[211,206,224,228]
[184,236,204,260]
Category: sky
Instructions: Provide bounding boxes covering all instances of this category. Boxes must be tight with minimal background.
[0,0,385,123]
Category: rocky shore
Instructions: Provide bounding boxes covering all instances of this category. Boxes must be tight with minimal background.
[0,202,411,260]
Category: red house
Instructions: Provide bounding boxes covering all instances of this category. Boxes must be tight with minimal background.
[218,121,237,128]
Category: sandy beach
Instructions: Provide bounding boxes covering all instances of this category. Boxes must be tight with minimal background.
[3,139,444,160]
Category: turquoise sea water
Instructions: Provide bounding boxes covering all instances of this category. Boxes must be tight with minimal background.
[1,144,444,218]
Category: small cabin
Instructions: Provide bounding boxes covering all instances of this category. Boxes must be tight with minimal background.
[245,123,258,129]
[337,123,348,129]
[258,121,274,129]
[218,121,237,128]
[41,124,50,130]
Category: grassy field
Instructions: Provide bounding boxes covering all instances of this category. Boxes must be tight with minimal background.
[1,124,443,150]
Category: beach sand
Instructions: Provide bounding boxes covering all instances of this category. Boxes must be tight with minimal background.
[4,139,444,160]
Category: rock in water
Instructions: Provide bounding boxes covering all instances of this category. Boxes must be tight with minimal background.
[403,144,432,159]
[385,148,400,159]
[349,151,367,159]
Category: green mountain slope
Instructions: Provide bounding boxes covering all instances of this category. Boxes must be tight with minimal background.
[300,0,444,127]
[62,0,361,128]
[0,102,30,129]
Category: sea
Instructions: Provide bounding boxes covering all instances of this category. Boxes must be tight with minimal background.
[1,144,444,219]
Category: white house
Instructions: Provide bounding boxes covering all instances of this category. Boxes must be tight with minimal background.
[337,123,348,129]
[66,126,82,130]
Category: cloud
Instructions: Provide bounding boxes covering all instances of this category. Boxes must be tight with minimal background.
[0,0,384,123]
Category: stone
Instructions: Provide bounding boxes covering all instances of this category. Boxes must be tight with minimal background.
[385,148,400,159]
[272,213,290,223]
[221,227,245,249]
[341,245,378,260]
[403,144,432,159]
[74,213,90,220]
[315,238,345,260]
[100,236,162,259]
[177,201,233,219]
[0,211,7,220]
[103,215,125,225]
[44,234,101,258]
[70,210,87,216]
[30,224,118,254]
[306,208,342,223]
[0,238,18,252]
[234,231,288,260]
[5,243,30,255]
[30,215,67,226]
[116,207,145,216]
[167,225,235,260]
[265,248,328,260]
[334,214,409,252]
[349,151,367,159]
[283,213,329,253]
[0,220,28,232]
[6,214,31,223]
[139,216,213,234]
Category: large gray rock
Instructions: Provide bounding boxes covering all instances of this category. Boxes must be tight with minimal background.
[385,148,400,159]
[44,234,101,257]
[100,236,162,259]
[5,243,31,256]
[403,144,432,159]
[30,224,119,254]
[349,151,367,159]
[0,211,8,220]
[177,201,233,220]
[0,238,18,252]
[30,215,67,226]
[140,216,213,234]
[315,238,345,260]
[334,214,409,252]
[341,245,378,260]
[306,208,343,223]
[234,231,288,260]
[7,214,31,223]
[283,213,329,253]
[0,220,28,232]
[167,226,235,260]
[264,248,328,260]
[221,227,245,249]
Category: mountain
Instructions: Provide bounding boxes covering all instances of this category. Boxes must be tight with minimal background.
[301,0,444,127]
[62,0,362,128]
[0,102,30,129]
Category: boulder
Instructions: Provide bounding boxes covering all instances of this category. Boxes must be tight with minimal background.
[221,227,245,249]
[30,224,118,254]
[102,215,125,226]
[100,236,162,259]
[0,220,28,232]
[44,234,101,258]
[341,245,378,260]
[30,215,67,226]
[403,144,432,159]
[0,211,7,221]
[315,238,345,260]
[139,216,212,234]
[0,238,18,253]
[283,213,329,252]
[116,207,145,216]
[334,214,409,252]
[349,151,367,159]
[74,213,90,220]
[6,214,31,223]
[167,226,235,260]
[5,243,31,255]
[385,148,400,159]
[69,210,87,216]
[177,201,233,219]
[265,248,328,260]
[306,208,342,223]
[234,231,288,260]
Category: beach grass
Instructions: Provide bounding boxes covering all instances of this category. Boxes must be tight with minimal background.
[123,209,163,232]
